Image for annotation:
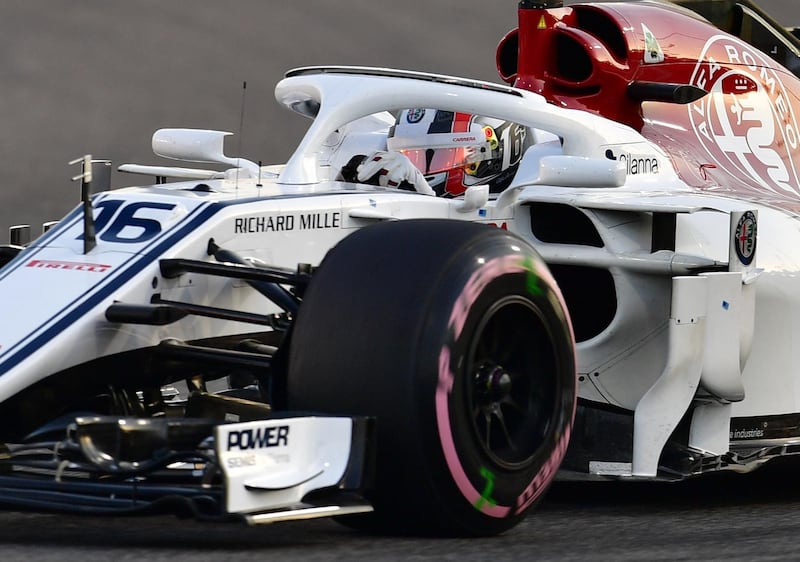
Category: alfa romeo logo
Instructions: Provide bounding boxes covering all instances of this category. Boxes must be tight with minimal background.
[687,35,800,197]
[734,211,757,266]
[406,108,426,123]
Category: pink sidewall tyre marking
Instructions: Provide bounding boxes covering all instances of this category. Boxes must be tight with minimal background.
[436,253,576,517]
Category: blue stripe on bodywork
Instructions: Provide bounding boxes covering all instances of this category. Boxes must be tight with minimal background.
[0,187,369,376]
[1,198,207,363]
[0,207,86,283]
[0,193,114,283]
[0,201,223,376]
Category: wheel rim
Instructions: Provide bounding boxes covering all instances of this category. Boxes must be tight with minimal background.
[466,296,558,470]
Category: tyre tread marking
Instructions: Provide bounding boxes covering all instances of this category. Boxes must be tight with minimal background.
[474,467,498,511]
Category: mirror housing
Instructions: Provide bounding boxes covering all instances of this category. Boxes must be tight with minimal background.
[151,129,260,176]
[536,155,626,188]
[153,128,234,164]
[496,155,627,209]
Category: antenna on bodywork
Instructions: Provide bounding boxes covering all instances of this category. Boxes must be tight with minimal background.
[69,156,111,255]
[70,154,96,254]
[236,81,247,188]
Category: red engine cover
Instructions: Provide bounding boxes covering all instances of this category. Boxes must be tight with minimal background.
[497,1,800,204]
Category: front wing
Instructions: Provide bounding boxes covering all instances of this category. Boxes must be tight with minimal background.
[0,413,374,524]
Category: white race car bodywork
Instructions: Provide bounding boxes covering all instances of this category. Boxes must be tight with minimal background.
[2,65,800,529]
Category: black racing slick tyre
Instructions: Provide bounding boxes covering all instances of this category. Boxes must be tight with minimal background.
[287,219,576,536]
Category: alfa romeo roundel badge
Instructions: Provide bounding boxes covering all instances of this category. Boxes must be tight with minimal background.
[734,211,757,266]
[687,36,800,198]
[406,108,425,123]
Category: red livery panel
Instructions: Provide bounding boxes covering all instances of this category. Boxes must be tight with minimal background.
[497,0,800,207]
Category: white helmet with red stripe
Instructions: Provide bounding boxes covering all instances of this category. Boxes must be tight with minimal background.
[387,109,528,196]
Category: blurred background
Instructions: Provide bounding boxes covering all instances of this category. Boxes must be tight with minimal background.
[0,0,794,236]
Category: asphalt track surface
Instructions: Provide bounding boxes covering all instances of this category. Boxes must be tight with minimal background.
[1,0,800,560]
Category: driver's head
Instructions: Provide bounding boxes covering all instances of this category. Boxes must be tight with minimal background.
[387,109,528,196]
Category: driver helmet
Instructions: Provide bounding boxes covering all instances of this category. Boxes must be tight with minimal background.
[387,109,528,196]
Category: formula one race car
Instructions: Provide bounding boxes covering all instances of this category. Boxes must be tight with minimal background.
[1,0,800,538]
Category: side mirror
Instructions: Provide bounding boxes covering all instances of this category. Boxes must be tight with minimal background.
[535,155,626,188]
[152,129,233,164]
[151,128,260,176]
[496,154,627,209]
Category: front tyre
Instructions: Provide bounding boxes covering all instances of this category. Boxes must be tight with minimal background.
[287,219,576,536]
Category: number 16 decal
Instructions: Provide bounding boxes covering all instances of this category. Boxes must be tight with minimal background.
[78,200,177,244]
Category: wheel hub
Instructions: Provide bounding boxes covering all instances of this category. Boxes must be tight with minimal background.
[476,363,512,404]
